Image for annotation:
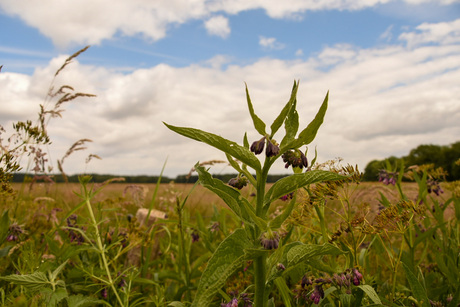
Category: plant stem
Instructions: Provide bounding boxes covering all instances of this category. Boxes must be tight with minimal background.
[84,192,124,307]
[254,162,270,307]
[254,254,267,307]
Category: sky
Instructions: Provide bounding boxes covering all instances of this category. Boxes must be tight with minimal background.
[1,0,460,178]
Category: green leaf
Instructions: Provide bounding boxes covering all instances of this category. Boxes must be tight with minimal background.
[194,164,254,225]
[357,285,382,305]
[41,287,68,307]
[67,294,110,307]
[402,263,430,307]
[274,277,293,307]
[168,302,187,307]
[49,260,69,282]
[269,195,296,229]
[192,228,251,307]
[0,246,12,258]
[164,123,261,172]
[270,80,298,137]
[265,170,347,205]
[282,91,328,150]
[287,243,344,267]
[0,210,9,243]
[281,98,299,148]
[246,83,266,136]
[0,271,50,292]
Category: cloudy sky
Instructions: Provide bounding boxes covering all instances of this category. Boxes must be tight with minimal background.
[1,0,460,178]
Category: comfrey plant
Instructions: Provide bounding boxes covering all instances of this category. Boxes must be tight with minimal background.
[165,81,354,306]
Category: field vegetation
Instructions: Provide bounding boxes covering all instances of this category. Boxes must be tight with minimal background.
[1,47,459,306]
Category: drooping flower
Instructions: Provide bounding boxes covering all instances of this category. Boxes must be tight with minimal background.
[310,285,324,304]
[265,139,280,157]
[260,231,280,250]
[282,149,308,169]
[352,268,363,286]
[228,176,248,190]
[250,137,266,155]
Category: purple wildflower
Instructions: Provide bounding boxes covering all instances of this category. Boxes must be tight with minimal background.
[265,139,280,157]
[250,137,266,155]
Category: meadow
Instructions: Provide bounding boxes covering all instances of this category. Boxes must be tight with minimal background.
[1,47,459,306]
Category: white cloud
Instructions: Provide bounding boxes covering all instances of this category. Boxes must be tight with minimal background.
[295,49,304,56]
[399,18,460,47]
[3,0,454,47]
[1,18,460,177]
[379,25,394,42]
[259,36,285,50]
[204,15,231,38]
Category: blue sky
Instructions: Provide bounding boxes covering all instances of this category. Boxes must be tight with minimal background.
[1,0,460,177]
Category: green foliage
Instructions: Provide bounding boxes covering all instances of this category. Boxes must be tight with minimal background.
[2,65,460,307]
[363,141,460,181]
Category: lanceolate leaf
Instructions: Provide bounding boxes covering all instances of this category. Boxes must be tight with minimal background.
[164,123,261,172]
[270,80,298,137]
[282,91,329,150]
[357,285,382,305]
[287,243,344,266]
[264,170,347,205]
[246,83,266,136]
[192,229,251,307]
[402,263,431,307]
[280,98,299,148]
[195,164,254,225]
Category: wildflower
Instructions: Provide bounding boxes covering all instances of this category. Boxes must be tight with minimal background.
[260,231,280,250]
[282,149,308,170]
[277,263,286,271]
[301,275,312,288]
[209,221,220,232]
[427,179,443,196]
[265,139,280,157]
[310,285,324,304]
[280,192,294,201]
[378,169,397,185]
[250,137,265,155]
[191,229,200,243]
[221,298,238,307]
[228,176,248,190]
[6,223,24,242]
[101,288,108,299]
[66,214,85,244]
[352,268,363,286]
[117,272,127,289]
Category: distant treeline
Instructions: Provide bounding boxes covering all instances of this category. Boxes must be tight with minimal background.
[11,173,290,184]
[363,141,460,181]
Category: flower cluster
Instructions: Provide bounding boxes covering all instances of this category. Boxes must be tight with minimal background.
[66,214,85,245]
[221,293,252,307]
[378,169,398,185]
[294,268,364,304]
[281,149,308,170]
[427,178,443,196]
[228,176,248,190]
[250,137,279,157]
[6,223,25,242]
